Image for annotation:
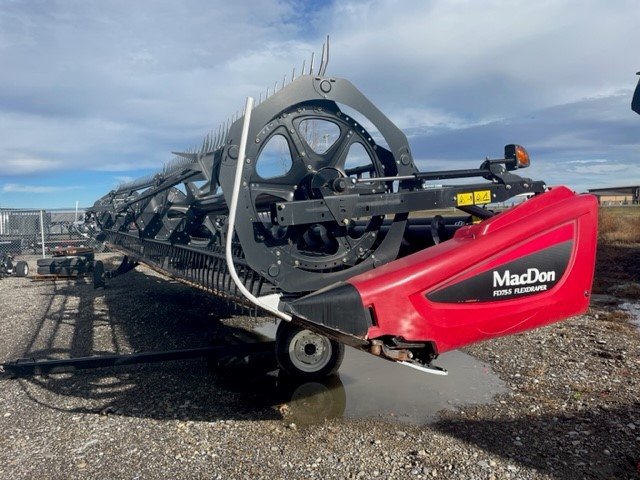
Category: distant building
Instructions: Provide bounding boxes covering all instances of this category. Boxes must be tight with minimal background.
[588,185,640,205]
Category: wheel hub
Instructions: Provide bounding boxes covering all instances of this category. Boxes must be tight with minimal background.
[289,330,332,373]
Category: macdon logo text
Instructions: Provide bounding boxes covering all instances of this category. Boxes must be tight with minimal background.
[493,268,556,288]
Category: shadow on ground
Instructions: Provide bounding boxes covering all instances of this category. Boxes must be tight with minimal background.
[7,266,346,426]
[433,406,640,479]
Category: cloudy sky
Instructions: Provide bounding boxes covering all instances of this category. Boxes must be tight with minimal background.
[0,0,638,208]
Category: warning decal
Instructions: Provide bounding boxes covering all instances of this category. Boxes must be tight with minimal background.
[456,190,492,207]
[456,193,474,206]
[473,190,491,204]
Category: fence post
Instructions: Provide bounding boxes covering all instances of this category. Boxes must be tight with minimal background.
[39,210,46,258]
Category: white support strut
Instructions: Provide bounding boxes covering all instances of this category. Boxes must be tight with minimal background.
[225,96,292,322]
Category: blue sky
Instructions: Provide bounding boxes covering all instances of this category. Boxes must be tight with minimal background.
[0,0,638,208]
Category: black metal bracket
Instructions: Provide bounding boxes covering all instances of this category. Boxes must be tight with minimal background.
[93,255,138,289]
[272,180,546,227]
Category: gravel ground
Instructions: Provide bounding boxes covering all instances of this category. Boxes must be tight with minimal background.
[0,250,639,480]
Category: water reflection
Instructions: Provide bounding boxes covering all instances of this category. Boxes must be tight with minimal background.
[212,320,507,426]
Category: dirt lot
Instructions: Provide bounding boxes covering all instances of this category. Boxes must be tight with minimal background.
[0,243,639,479]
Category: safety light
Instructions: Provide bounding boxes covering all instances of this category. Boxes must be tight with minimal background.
[504,144,530,170]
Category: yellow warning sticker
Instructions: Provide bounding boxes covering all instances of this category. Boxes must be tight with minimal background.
[456,192,474,206]
[473,190,492,204]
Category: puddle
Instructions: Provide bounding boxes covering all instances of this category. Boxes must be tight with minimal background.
[339,348,506,424]
[218,320,507,426]
[619,301,640,332]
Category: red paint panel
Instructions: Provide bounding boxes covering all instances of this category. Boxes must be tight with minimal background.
[348,186,598,353]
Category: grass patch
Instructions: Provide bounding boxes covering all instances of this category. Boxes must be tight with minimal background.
[599,207,640,244]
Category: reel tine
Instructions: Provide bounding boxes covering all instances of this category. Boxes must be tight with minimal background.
[301,59,306,77]
[309,51,315,74]
[320,35,330,76]
[318,42,325,76]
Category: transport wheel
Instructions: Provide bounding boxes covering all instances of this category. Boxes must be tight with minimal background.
[275,321,344,378]
[15,261,29,277]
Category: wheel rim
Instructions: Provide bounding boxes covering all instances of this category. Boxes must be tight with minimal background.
[288,329,332,373]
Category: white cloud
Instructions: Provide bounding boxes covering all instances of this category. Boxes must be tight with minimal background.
[567,159,608,164]
[572,163,628,175]
[327,1,639,114]
[0,0,639,202]
[2,183,85,193]
[113,175,134,185]
[0,157,65,175]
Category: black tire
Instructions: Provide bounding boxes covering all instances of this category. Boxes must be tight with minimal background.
[37,264,87,276]
[37,257,87,268]
[275,321,345,378]
[15,261,29,277]
[93,260,105,288]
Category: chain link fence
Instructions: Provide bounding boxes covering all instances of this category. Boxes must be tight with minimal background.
[0,207,101,258]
